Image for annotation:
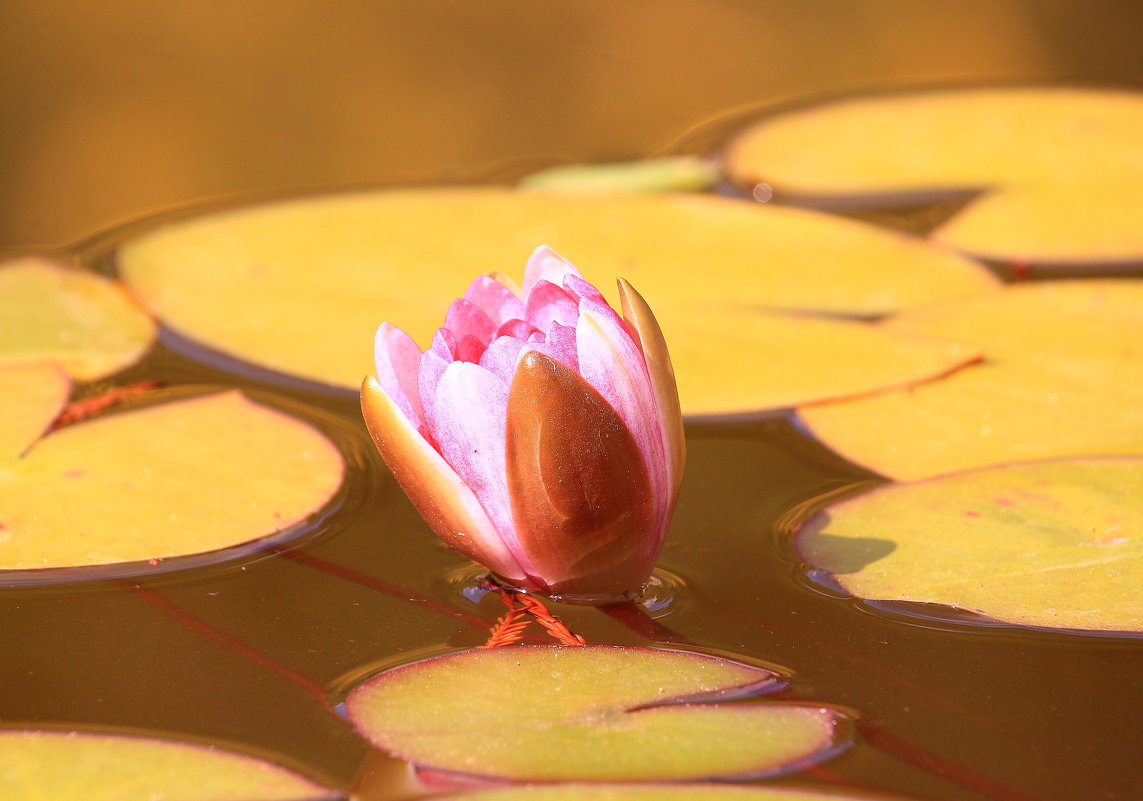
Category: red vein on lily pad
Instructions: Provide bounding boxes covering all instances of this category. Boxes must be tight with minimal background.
[49,381,162,430]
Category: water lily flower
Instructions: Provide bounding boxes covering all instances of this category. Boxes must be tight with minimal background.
[361,246,685,602]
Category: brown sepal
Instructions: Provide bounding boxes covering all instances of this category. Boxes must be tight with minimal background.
[505,351,655,598]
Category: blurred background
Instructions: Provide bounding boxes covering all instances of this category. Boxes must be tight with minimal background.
[3,0,1142,249]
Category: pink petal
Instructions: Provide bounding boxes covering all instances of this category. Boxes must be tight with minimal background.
[496,318,539,340]
[522,245,581,296]
[426,362,539,576]
[443,298,497,347]
[527,321,579,373]
[431,328,457,360]
[361,376,525,582]
[575,305,670,537]
[464,274,525,327]
[479,335,528,385]
[563,272,607,305]
[417,348,451,445]
[373,323,425,431]
[524,280,579,331]
[454,333,487,364]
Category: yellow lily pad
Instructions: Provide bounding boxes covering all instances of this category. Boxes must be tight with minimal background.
[726,87,1143,198]
[116,188,997,397]
[346,646,842,781]
[0,364,70,459]
[0,728,338,801]
[798,280,1143,479]
[658,306,979,416]
[0,391,344,572]
[453,784,914,801]
[796,457,1143,632]
[933,177,1143,266]
[0,257,155,381]
[724,87,1143,267]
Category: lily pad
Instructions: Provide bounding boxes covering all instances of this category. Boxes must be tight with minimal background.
[0,728,338,801]
[345,646,841,781]
[658,306,979,416]
[451,784,913,801]
[932,178,1143,266]
[0,257,155,381]
[0,364,70,459]
[796,457,1143,632]
[0,391,344,572]
[519,157,721,194]
[798,280,1143,479]
[725,87,1143,199]
[116,188,997,399]
[724,87,1143,267]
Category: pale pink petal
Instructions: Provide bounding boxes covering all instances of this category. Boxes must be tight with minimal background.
[522,245,581,296]
[417,348,450,444]
[563,273,607,305]
[524,280,579,331]
[576,292,636,339]
[373,323,425,431]
[443,298,497,347]
[431,328,457,360]
[426,362,533,571]
[527,321,578,373]
[361,376,525,581]
[496,318,539,340]
[464,274,525,326]
[576,305,670,538]
[479,335,528,385]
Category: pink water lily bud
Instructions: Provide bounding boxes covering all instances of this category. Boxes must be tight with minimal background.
[361,246,685,602]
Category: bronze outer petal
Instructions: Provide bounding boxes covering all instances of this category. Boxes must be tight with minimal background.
[617,278,686,497]
[360,375,525,582]
[505,351,656,598]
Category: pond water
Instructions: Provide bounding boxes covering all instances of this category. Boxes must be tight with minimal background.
[0,180,1138,801]
[5,4,1143,795]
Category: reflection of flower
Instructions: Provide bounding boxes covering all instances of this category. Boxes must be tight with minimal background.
[361,246,685,601]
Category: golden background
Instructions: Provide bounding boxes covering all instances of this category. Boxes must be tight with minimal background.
[3,0,1142,248]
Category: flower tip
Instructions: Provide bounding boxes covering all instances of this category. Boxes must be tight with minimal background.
[359,374,386,436]
[523,245,581,295]
[516,347,551,372]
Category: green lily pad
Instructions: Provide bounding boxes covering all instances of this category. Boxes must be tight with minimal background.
[724,87,1143,267]
[0,728,338,801]
[450,783,914,801]
[798,280,1143,479]
[519,157,721,194]
[345,646,842,781]
[0,257,155,381]
[116,188,997,400]
[0,391,344,572]
[796,457,1143,632]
